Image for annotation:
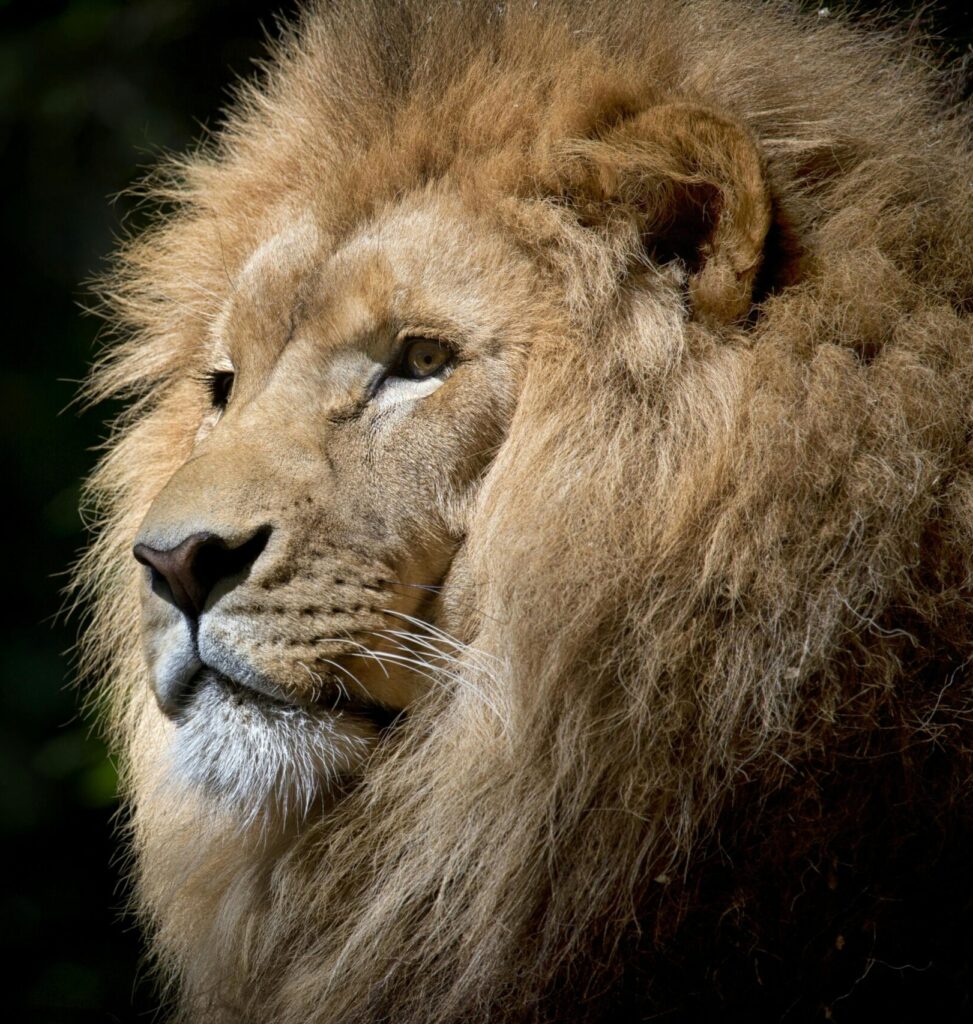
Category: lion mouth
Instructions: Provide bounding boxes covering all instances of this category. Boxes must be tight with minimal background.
[182,665,402,732]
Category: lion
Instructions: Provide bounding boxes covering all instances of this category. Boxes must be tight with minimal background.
[77,0,973,1019]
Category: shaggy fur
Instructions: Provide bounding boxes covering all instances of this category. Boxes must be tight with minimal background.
[79,1,973,1020]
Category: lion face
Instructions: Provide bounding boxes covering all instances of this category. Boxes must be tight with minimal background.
[133,194,532,813]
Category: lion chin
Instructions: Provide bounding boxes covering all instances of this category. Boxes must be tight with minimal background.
[161,669,375,819]
[79,1,973,1021]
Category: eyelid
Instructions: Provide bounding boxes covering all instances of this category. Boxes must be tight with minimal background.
[395,326,447,342]
[394,326,460,351]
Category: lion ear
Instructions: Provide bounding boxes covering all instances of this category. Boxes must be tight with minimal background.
[563,102,773,323]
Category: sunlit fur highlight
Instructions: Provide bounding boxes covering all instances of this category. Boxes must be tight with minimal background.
[78,1,973,1020]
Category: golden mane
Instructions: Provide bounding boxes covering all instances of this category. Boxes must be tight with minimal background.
[80,1,973,1019]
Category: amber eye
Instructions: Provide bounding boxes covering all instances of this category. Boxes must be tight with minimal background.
[208,370,235,409]
[391,338,453,380]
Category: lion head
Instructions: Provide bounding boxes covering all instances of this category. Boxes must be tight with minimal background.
[80,1,973,1020]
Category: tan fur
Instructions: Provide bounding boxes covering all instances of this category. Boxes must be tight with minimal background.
[78,1,973,1020]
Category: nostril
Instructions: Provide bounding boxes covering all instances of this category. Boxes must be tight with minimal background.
[133,525,271,620]
[192,526,271,600]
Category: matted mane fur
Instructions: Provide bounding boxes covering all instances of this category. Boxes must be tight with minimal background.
[79,1,973,1019]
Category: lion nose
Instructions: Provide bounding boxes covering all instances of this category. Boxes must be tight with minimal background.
[133,527,270,620]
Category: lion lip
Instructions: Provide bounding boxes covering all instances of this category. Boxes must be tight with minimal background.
[150,628,399,726]
[151,644,301,720]
[169,663,401,731]
[167,664,298,715]
[211,669,402,728]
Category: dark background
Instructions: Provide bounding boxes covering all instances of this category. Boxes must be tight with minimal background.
[3,1,969,1020]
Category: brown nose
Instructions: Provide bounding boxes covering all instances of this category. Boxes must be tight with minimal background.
[133,527,270,619]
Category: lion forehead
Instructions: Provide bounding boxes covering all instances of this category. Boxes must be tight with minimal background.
[240,210,321,282]
[210,210,323,346]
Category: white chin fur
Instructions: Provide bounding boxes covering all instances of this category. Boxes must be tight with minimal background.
[163,674,376,823]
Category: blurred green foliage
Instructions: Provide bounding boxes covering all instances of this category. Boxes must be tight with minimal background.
[3,0,967,1021]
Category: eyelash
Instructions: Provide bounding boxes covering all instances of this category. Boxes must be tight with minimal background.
[208,370,234,409]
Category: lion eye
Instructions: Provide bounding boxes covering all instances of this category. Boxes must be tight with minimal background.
[391,338,453,380]
[208,370,235,409]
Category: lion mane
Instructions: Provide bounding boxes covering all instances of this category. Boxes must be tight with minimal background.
[79,1,973,1020]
